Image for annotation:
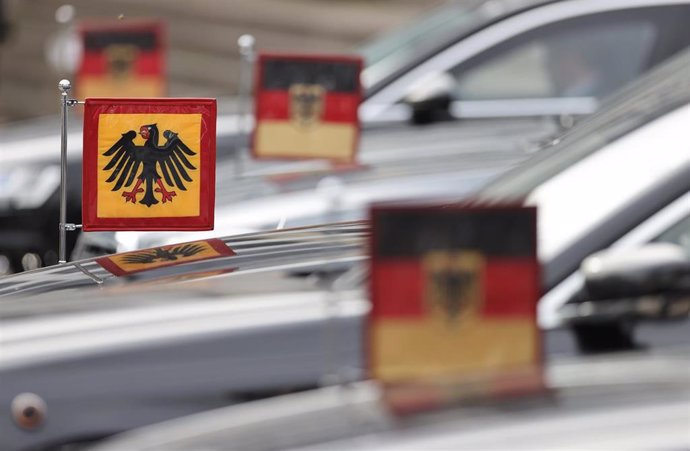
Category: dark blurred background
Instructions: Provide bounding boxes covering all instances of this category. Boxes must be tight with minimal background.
[0,0,441,122]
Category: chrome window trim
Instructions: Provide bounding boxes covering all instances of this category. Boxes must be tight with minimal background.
[450,97,598,118]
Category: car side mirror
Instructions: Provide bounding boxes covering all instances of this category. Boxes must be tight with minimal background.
[403,71,456,125]
[581,243,690,301]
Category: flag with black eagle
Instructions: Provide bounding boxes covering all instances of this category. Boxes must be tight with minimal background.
[82,98,216,231]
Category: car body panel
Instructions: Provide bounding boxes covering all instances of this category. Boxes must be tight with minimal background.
[90,348,690,451]
[0,223,369,450]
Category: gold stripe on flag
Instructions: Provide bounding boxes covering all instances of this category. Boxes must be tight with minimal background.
[373,318,538,382]
[255,121,356,159]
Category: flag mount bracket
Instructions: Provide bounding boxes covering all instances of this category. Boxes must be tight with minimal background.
[61,224,82,232]
[57,79,83,264]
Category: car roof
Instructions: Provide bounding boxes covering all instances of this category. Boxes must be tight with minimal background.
[0,222,367,300]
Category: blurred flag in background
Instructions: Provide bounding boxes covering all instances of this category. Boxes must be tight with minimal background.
[369,205,541,384]
[253,53,362,162]
[77,21,166,99]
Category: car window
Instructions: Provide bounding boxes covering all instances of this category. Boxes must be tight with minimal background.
[360,1,483,76]
[653,214,690,256]
[359,0,508,93]
[452,20,657,100]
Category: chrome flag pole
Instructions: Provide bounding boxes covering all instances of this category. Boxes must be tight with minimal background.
[57,79,82,264]
[58,79,70,264]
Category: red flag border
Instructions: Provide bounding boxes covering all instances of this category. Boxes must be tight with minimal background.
[251,52,363,163]
[82,97,217,231]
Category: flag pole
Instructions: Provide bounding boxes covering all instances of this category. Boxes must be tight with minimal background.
[58,79,70,264]
[57,79,83,264]
[321,181,348,388]
[236,34,255,178]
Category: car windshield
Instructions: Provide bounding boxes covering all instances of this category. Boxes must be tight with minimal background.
[359,0,516,92]
[477,48,690,201]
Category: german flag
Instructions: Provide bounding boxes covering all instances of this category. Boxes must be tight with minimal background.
[369,205,541,385]
[97,239,234,276]
[253,53,362,162]
[82,98,216,231]
[77,21,165,99]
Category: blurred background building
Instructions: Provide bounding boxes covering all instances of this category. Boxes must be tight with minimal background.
[0,0,439,122]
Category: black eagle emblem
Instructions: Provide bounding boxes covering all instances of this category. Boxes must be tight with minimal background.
[289,84,324,127]
[103,123,197,207]
[120,243,206,265]
[430,269,476,321]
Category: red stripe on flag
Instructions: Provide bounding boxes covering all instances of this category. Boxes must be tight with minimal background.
[483,258,540,318]
[322,93,359,122]
[79,51,108,75]
[256,91,289,120]
[256,91,359,123]
[371,260,424,318]
[79,51,162,76]
[371,258,538,320]
[134,52,164,76]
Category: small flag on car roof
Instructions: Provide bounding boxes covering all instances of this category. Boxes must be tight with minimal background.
[77,20,166,99]
[97,239,234,276]
[82,98,216,231]
[253,53,362,162]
